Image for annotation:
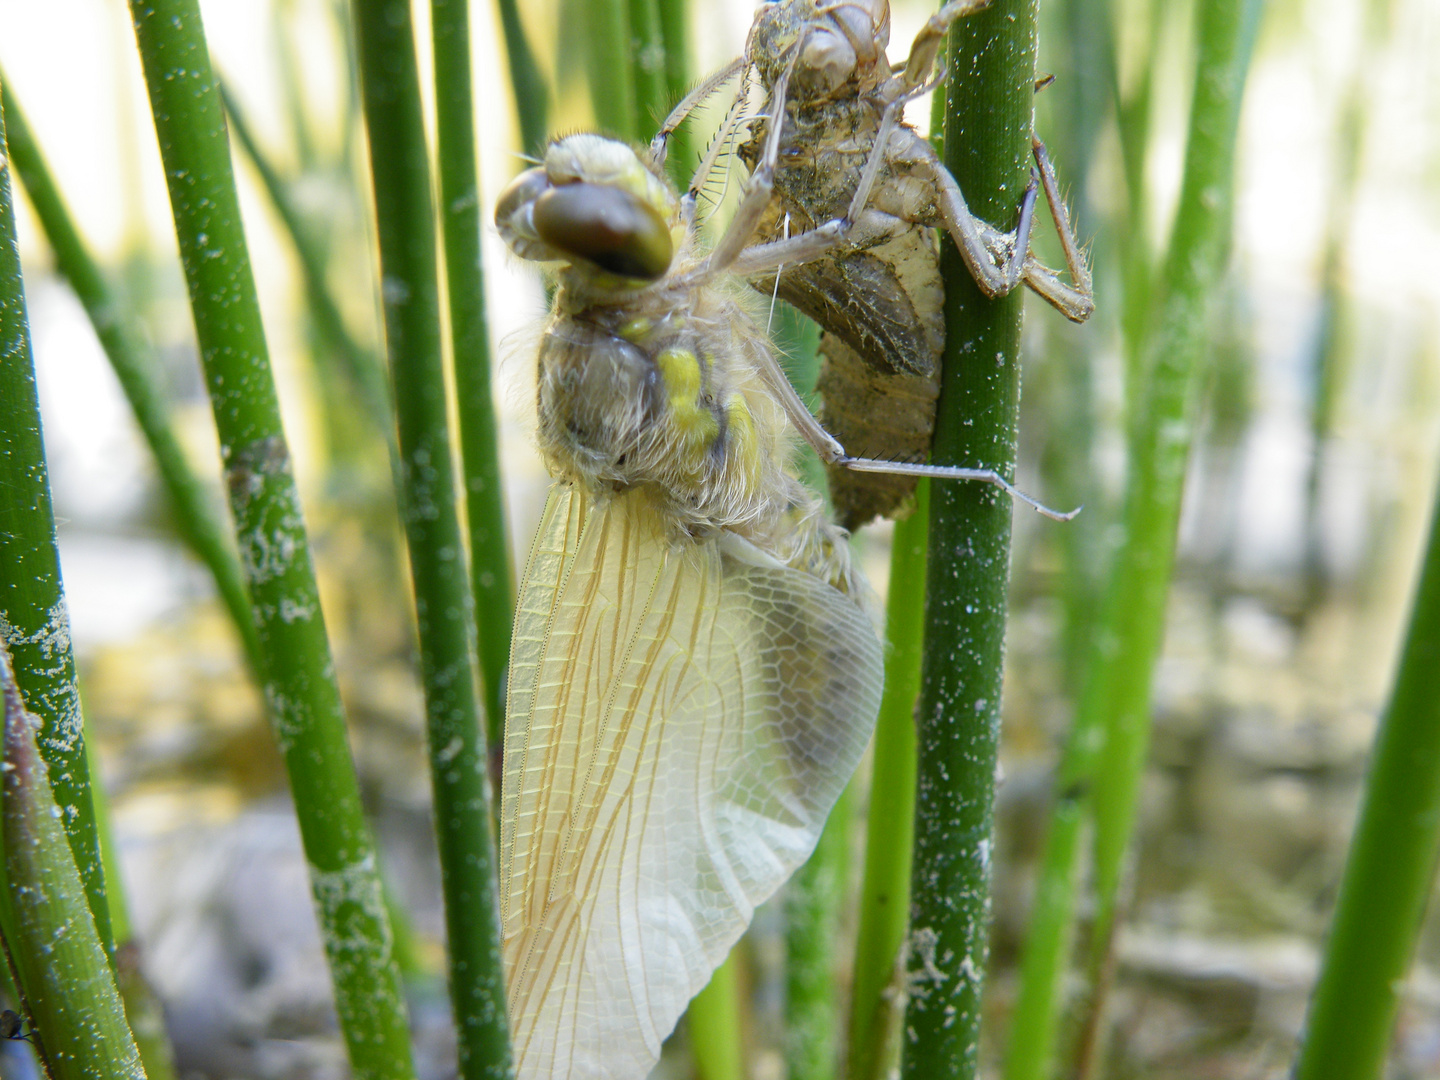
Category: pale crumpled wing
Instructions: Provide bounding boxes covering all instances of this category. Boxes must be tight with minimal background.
[501,484,882,1080]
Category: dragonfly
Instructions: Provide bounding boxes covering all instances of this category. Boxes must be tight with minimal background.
[653,0,1095,528]
[493,51,1079,1065]
[493,126,884,1080]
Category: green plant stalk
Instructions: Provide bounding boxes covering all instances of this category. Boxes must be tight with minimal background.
[1037,0,1114,695]
[351,4,512,1077]
[0,88,113,962]
[273,0,319,171]
[0,644,145,1080]
[220,82,394,439]
[899,4,1037,1077]
[777,299,844,1080]
[84,713,180,1080]
[654,0,694,185]
[492,0,549,157]
[1292,466,1440,1076]
[626,0,669,135]
[1002,752,1087,1080]
[785,781,853,1080]
[688,949,744,1080]
[1114,0,1163,389]
[1070,2,1259,1071]
[847,486,926,1080]
[589,0,638,140]
[2,79,265,685]
[126,6,415,1077]
[770,302,825,497]
[433,0,515,764]
[1085,0,1259,956]
[115,941,178,1080]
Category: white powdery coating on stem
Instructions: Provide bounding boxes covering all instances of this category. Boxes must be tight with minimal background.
[307,853,405,1024]
[0,601,83,754]
[238,484,307,586]
[311,852,397,956]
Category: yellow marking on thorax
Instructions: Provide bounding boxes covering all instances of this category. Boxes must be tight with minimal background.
[656,347,720,483]
[725,397,763,492]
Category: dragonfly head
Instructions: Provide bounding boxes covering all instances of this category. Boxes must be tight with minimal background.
[496,135,682,284]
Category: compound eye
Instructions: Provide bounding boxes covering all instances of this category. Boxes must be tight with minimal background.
[494,166,550,228]
[532,182,673,280]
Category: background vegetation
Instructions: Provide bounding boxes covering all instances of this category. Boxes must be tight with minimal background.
[0,0,1438,1078]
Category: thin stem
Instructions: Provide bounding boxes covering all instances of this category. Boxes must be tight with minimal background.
[432,0,515,771]
[0,82,112,962]
[627,0,669,134]
[2,76,265,685]
[847,486,926,1080]
[0,645,144,1080]
[1292,476,1440,1078]
[688,950,745,1080]
[899,4,1038,1078]
[125,6,415,1077]
[588,0,638,140]
[351,4,512,1078]
[784,781,853,1080]
[220,81,394,440]
[1073,0,1260,1070]
[653,0,695,186]
[492,0,549,157]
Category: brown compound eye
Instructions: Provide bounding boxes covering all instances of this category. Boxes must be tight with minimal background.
[495,166,550,229]
[532,182,673,281]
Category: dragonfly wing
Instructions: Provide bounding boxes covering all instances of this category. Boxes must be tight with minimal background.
[501,483,882,1080]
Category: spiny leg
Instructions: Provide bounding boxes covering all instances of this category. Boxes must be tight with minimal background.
[908,135,1037,298]
[725,56,1037,289]
[1022,135,1095,323]
[727,73,926,279]
[649,56,747,169]
[691,55,811,279]
[891,0,994,99]
[745,322,1078,522]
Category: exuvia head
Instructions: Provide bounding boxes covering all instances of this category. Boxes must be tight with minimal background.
[748,0,891,98]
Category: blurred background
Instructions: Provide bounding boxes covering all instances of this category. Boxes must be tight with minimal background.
[1,0,1439,1076]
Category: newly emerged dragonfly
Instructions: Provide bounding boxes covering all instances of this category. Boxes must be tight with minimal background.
[494,130,884,1080]
[654,0,1094,528]
[495,85,1073,1070]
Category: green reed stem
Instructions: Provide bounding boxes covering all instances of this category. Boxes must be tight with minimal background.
[0,90,112,962]
[589,0,638,140]
[1115,0,1163,391]
[627,0,669,135]
[352,4,512,1076]
[1083,0,1258,977]
[688,949,744,1080]
[220,82,394,439]
[899,4,1037,1078]
[84,715,180,1080]
[655,0,696,187]
[433,0,515,767]
[847,486,926,1080]
[1,78,264,685]
[0,646,144,1080]
[126,5,414,1077]
[1007,4,1251,1074]
[785,781,853,1080]
[492,0,549,157]
[1293,456,1440,1078]
[775,302,843,1080]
